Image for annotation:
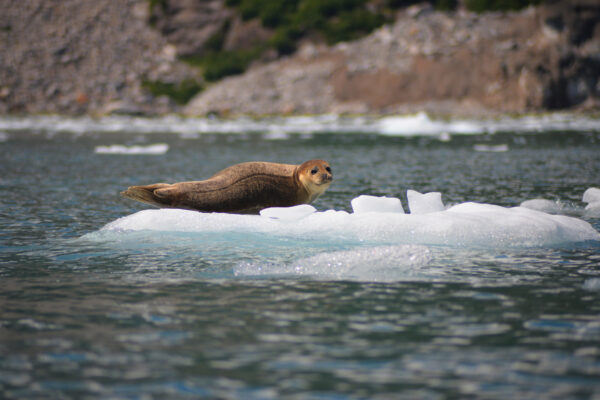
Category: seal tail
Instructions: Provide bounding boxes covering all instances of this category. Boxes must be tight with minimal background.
[121,183,171,208]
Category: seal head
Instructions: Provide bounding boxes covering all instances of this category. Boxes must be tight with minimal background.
[295,159,333,203]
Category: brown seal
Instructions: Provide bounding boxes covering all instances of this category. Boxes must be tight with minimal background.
[121,159,333,214]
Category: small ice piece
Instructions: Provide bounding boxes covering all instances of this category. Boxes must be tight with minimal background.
[351,195,404,214]
[520,199,563,214]
[583,278,600,291]
[260,204,316,221]
[262,131,291,140]
[473,144,509,152]
[438,131,451,142]
[407,190,444,214]
[583,188,600,204]
[94,143,169,155]
[585,202,600,217]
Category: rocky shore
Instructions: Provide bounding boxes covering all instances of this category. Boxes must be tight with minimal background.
[1,1,598,116]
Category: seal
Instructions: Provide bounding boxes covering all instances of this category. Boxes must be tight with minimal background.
[121,159,333,214]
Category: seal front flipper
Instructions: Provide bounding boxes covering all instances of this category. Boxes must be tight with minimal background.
[121,183,172,208]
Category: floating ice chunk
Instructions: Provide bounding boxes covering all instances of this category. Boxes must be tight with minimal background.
[260,204,316,221]
[99,200,600,247]
[407,190,445,214]
[585,202,600,217]
[583,278,600,291]
[234,245,432,282]
[583,188,600,204]
[438,132,451,142]
[94,143,169,155]
[351,195,404,214]
[262,131,291,140]
[520,199,564,214]
[378,112,482,136]
[473,144,509,152]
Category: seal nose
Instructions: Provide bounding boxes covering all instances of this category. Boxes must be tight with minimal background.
[322,173,332,182]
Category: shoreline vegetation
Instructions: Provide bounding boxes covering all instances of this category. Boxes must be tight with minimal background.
[1,0,598,117]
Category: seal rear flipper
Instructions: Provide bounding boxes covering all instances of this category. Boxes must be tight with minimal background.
[121,183,171,208]
[153,186,179,199]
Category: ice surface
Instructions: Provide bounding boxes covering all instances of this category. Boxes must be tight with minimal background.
[520,199,564,214]
[94,143,169,155]
[407,190,445,214]
[260,204,316,221]
[351,195,404,214]
[583,188,600,204]
[234,245,432,281]
[100,194,600,247]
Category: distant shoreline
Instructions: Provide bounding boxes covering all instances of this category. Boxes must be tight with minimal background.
[2,112,599,137]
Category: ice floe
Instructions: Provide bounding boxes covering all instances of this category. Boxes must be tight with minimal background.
[99,190,600,248]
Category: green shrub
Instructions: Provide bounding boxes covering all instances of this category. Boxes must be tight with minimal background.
[270,27,301,55]
[142,79,203,105]
[148,0,167,11]
[182,48,263,82]
[464,0,542,12]
[386,0,422,9]
[322,9,385,44]
[228,0,385,47]
[434,0,458,11]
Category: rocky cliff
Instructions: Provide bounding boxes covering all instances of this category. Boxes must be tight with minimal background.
[1,0,598,116]
[0,0,199,115]
[184,1,600,116]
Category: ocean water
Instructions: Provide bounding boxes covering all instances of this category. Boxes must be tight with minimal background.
[1,114,600,399]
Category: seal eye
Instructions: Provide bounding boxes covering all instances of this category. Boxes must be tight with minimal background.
[325,166,331,173]
[311,167,319,175]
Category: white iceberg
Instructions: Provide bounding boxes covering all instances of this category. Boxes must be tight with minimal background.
[100,192,600,248]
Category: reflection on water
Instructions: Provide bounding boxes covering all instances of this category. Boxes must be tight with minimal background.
[1,123,600,398]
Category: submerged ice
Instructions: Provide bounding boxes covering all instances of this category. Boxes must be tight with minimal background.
[100,190,600,248]
[234,245,433,281]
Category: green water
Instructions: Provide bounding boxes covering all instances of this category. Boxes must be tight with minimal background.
[1,126,600,399]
